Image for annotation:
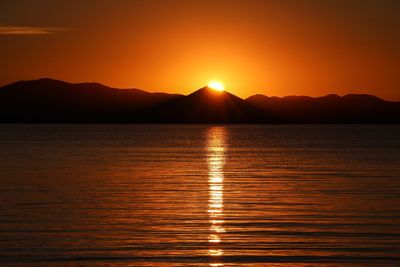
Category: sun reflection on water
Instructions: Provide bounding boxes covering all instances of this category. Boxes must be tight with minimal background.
[207,127,227,266]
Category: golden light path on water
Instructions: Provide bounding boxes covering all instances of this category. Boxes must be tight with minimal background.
[206,127,227,267]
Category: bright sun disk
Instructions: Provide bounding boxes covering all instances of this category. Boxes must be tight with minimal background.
[208,81,224,92]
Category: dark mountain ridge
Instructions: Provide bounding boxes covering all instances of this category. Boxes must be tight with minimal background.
[149,87,272,123]
[0,78,182,122]
[246,94,400,123]
[0,78,399,123]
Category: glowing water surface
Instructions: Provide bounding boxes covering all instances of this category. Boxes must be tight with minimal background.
[0,124,399,266]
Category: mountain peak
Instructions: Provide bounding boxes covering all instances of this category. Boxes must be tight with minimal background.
[188,86,225,96]
[0,78,399,123]
[187,86,245,103]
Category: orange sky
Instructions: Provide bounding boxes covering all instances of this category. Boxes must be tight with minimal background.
[0,0,400,100]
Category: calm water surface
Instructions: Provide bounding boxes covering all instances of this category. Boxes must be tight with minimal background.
[0,125,399,266]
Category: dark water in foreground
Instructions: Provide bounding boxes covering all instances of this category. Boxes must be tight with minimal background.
[0,125,399,266]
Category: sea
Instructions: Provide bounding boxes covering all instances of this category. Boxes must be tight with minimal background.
[0,124,399,266]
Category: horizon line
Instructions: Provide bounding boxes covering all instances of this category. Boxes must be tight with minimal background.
[1,77,399,102]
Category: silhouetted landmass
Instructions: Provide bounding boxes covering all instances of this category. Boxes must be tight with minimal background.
[246,94,400,123]
[149,87,272,123]
[0,78,399,123]
[0,78,181,123]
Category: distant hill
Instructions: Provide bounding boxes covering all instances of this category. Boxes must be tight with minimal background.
[246,94,400,123]
[0,78,399,123]
[0,78,181,122]
[149,87,272,123]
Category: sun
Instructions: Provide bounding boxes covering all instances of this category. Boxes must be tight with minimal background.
[208,81,225,92]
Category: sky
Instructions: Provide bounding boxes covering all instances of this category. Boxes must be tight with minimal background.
[0,0,400,100]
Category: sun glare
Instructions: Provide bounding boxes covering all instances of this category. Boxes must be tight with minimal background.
[208,81,225,92]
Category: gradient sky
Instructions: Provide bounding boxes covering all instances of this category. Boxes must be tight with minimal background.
[1,0,400,99]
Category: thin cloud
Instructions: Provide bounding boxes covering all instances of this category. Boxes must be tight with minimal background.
[0,25,68,35]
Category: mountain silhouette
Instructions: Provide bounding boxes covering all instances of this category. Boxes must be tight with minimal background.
[0,78,399,123]
[0,78,181,122]
[247,94,400,123]
[150,87,271,123]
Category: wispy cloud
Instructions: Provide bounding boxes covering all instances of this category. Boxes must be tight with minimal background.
[0,25,68,35]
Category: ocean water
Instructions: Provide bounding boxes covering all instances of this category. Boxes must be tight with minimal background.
[0,124,399,266]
